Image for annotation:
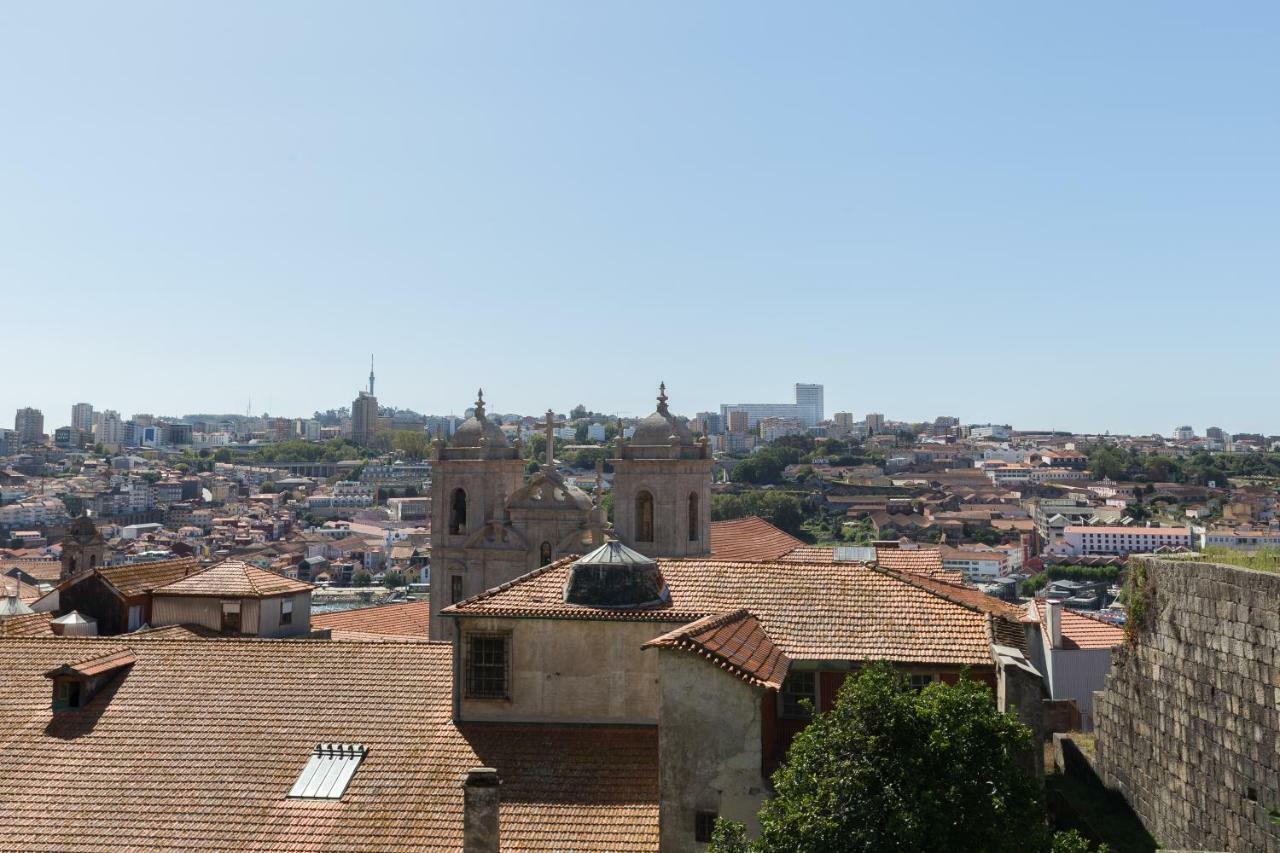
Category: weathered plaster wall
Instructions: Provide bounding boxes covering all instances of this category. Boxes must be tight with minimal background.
[1094,557,1280,852]
[457,616,685,724]
[657,648,768,853]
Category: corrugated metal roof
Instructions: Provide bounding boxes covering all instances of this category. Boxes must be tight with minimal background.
[287,743,367,800]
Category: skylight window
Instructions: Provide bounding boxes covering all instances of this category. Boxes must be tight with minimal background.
[287,743,367,800]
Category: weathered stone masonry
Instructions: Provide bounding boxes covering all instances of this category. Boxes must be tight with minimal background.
[1094,556,1280,853]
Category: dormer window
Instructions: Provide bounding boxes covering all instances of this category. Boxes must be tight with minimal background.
[45,648,136,712]
[53,678,83,711]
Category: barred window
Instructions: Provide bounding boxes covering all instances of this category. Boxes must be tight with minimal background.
[466,633,510,700]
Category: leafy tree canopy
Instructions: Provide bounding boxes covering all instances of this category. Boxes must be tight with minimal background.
[711,662,1049,853]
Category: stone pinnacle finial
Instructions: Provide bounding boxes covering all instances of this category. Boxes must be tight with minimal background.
[474,389,486,420]
[657,382,669,415]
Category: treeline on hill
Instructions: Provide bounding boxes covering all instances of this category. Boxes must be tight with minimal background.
[1088,444,1280,485]
[711,491,807,536]
[1020,564,1125,596]
[250,439,372,464]
[731,435,884,485]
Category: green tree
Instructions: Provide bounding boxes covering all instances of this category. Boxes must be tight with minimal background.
[260,481,277,493]
[391,429,433,460]
[711,491,805,535]
[383,569,406,588]
[574,423,589,443]
[570,404,588,419]
[711,662,1046,853]
[733,453,785,485]
[352,569,373,587]
[213,448,232,464]
[1088,444,1130,480]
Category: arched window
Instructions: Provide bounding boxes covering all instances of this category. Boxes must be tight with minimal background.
[688,492,699,542]
[450,488,468,535]
[540,542,553,566]
[636,491,654,542]
[89,554,97,570]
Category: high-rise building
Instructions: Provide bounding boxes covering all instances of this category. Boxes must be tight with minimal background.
[695,411,724,435]
[865,413,885,434]
[1205,426,1225,442]
[71,403,94,434]
[352,391,379,446]
[727,410,749,434]
[1174,425,1195,442]
[794,383,824,424]
[96,410,124,447]
[14,408,43,445]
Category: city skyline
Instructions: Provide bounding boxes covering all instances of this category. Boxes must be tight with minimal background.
[4,378,1259,439]
[4,4,1278,434]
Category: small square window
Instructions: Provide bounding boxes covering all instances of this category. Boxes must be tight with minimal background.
[281,597,294,625]
[695,810,718,844]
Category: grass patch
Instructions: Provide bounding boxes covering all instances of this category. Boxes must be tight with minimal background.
[1184,547,1280,573]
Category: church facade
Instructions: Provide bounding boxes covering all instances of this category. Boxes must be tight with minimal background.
[428,385,712,639]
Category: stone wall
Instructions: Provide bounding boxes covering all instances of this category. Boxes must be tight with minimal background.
[1093,556,1280,852]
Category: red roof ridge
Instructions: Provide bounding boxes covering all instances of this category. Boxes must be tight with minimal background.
[441,555,579,614]
[45,647,137,679]
[875,564,1024,620]
[643,608,789,690]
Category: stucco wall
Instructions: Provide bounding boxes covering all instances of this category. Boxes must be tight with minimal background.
[457,616,685,724]
[1094,557,1280,852]
[657,648,768,853]
[257,592,311,637]
[151,596,223,633]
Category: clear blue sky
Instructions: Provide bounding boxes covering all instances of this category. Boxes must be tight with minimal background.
[3,3,1277,435]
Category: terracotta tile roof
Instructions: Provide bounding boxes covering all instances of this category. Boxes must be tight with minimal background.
[644,609,789,689]
[2,559,61,584]
[95,558,202,597]
[708,516,804,561]
[153,560,314,598]
[311,601,430,637]
[447,558,999,666]
[780,545,966,585]
[1029,601,1124,650]
[45,647,137,679]
[0,612,53,637]
[0,636,658,851]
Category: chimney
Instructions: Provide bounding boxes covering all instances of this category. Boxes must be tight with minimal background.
[1044,599,1062,650]
[461,767,500,853]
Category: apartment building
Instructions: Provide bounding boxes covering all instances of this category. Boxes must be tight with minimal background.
[1064,525,1191,556]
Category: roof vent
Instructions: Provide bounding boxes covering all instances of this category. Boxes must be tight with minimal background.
[288,743,368,800]
[562,539,668,609]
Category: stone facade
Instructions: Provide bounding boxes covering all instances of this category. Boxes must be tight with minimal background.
[1094,556,1280,852]
[429,386,707,639]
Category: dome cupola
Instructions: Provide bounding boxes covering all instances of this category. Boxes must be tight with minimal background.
[562,539,669,609]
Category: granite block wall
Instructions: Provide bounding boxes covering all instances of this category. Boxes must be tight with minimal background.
[1094,557,1280,852]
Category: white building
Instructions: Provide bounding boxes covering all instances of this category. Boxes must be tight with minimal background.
[794,383,824,424]
[586,423,607,442]
[1064,525,1191,556]
[71,403,94,435]
[939,545,1006,581]
[1201,529,1280,550]
[95,410,124,447]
